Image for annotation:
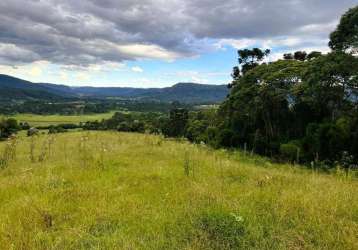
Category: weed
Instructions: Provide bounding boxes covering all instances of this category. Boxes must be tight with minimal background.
[197,209,245,249]
[88,218,120,237]
[78,133,91,168]
[0,135,17,169]
[29,135,37,163]
[184,150,190,177]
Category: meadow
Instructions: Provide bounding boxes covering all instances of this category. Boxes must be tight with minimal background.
[1,112,116,126]
[0,131,357,249]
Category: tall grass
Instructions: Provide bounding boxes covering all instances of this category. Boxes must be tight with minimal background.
[0,135,17,169]
[0,131,357,249]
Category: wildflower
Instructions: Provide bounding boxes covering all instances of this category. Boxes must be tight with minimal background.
[231,213,244,223]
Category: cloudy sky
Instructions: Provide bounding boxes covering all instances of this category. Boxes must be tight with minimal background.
[0,0,356,87]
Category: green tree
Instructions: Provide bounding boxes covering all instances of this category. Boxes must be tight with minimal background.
[301,52,358,121]
[294,51,307,61]
[163,108,189,137]
[329,5,358,52]
[237,48,270,75]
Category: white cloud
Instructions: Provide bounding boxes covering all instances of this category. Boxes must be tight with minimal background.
[116,44,181,61]
[216,39,257,50]
[131,66,143,73]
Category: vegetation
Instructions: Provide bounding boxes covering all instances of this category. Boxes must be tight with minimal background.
[137,6,358,170]
[0,118,25,140]
[217,50,358,165]
[0,131,356,249]
[3,112,116,127]
[0,99,192,115]
[329,5,358,52]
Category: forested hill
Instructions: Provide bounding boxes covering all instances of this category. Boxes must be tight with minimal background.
[0,74,229,103]
[0,74,72,100]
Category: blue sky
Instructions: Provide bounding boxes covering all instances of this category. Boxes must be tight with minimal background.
[0,0,356,87]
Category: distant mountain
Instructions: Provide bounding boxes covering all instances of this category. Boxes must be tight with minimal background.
[0,74,71,100]
[0,74,229,103]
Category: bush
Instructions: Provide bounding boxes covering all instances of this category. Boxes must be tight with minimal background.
[0,118,20,140]
[185,120,207,143]
[48,125,68,134]
[198,210,245,249]
[217,129,235,148]
[280,142,300,162]
[58,123,80,129]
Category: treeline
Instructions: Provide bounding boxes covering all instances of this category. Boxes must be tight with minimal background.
[81,108,216,140]
[0,99,191,115]
[82,112,161,133]
[213,6,358,169]
[203,7,356,170]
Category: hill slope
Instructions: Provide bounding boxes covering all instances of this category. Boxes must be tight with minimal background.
[0,74,229,103]
[0,131,356,249]
[0,74,70,100]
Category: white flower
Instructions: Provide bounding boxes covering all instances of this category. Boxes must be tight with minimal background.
[231,213,244,223]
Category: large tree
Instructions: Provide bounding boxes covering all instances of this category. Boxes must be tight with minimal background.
[329,5,358,53]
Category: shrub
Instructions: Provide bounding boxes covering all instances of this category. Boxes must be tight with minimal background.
[217,129,235,148]
[205,126,219,147]
[48,126,68,134]
[0,118,20,140]
[185,120,207,143]
[280,142,300,162]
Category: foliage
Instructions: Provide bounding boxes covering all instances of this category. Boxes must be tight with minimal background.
[82,111,163,134]
[162,108,189,137]
[237,48,270,75]
[213,11,358,166]
[280,142,300,162]
[0,118,21,140]
[329,5,358,52]
[0,99,191,115]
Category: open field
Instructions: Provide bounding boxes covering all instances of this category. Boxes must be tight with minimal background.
[1,112,116,126]
[0,131,357,249]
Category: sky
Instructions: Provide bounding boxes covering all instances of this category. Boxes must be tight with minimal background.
[0,0,357,87]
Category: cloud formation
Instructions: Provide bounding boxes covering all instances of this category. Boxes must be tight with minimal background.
[0,0,356,66]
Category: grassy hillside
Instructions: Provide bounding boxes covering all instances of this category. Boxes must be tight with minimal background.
[1,112,115,126]
[0,132,357,249]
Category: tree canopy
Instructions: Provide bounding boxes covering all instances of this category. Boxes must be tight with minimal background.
[329,5,358,53]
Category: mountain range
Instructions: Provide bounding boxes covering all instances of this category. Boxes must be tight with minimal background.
[0,74,229,103]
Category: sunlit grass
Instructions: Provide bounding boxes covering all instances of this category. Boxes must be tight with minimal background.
[1,112,116,126]
[0,131,357,249]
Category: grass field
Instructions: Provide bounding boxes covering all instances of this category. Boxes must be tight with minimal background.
[0,131,357,249]
[1,112,115,126]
